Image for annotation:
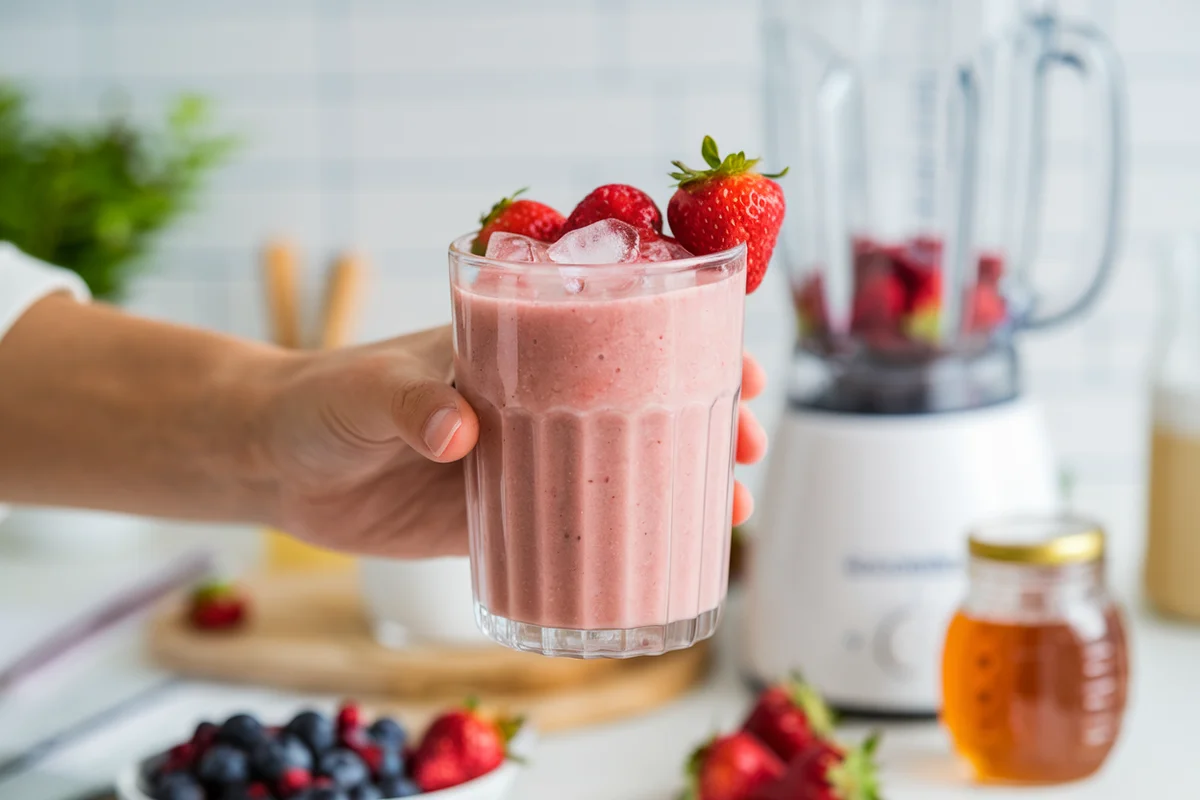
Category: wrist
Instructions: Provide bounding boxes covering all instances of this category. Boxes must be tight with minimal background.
[205,341,304,526]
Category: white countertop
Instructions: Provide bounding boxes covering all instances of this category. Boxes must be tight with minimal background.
[0,501,1197,800]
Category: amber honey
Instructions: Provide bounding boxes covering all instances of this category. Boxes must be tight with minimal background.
[942,607,1128,783]
[941,518,1129,784]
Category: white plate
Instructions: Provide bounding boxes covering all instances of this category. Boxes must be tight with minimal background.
[117,725,535,800]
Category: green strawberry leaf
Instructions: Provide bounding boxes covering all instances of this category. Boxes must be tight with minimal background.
[785,671,837,738]
[828,731,883,800]
[669,136,788,188]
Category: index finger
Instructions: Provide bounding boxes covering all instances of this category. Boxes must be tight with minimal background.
[742,353,766,401]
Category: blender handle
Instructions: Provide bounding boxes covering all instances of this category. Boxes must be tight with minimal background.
[1018,15,1126,331]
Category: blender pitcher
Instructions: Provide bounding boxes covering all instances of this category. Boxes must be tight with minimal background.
[747,0,1126,715]
[764,0,1124,413]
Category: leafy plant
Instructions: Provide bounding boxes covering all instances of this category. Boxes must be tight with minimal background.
[0,85,237,300]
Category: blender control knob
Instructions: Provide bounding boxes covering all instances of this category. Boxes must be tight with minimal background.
[873,607,924,677]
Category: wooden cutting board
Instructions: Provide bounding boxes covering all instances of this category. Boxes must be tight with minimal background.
[147,571,711,732]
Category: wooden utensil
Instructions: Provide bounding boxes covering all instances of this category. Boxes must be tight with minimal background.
[318,251,366,351]
[262,239,302,350]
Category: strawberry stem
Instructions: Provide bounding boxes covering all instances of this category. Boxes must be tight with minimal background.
[669,136,788,188]
[477,188,528,229]
[784,671,837,738]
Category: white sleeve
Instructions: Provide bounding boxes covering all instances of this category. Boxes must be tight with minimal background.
[0,242,91,343]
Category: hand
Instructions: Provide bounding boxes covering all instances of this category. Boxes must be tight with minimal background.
[260,325,768,558]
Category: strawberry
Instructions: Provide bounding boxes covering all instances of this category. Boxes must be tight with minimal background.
[684,732,784,800]
[471,188,565,255]
[410,700,523,792]
[902,269,943,344]
[742,673,836,762]
[749,734,881,800]
[667,136,787,294]
[187,579,248,631]
[978,251,1004,284]
[850,269,905,335]
[563,183,663,238]
[966,283,1006,332]
[794,274,828,338]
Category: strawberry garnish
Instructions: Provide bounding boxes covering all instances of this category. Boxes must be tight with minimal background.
[563,183,664,239]
[742,673,836,762]
[471,189,565,255]
[409,698,523,792]
[187,579,248,631]
[684,731,784,800]
[749,733,882,800]
[667,136,787,294]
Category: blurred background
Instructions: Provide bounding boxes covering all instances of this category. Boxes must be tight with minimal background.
[3,0,1200,797]
[0,0,1181,519]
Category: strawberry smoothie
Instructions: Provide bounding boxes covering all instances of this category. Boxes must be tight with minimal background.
[449,235,746,657]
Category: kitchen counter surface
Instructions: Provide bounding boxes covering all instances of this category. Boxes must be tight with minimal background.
[0,507,1197,800]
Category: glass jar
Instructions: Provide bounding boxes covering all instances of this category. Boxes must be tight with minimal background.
[941,517,1129,784]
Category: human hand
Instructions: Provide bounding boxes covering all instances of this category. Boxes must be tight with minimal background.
[258,325,767,558]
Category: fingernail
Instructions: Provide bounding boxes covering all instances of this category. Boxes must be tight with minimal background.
[423,407,462,457]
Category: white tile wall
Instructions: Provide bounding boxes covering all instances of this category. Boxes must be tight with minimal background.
[0,0,1193,500]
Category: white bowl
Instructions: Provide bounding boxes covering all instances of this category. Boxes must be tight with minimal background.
[117,725,535,800]
[358,556,487,647]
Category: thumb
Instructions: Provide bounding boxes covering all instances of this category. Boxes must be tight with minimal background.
[381,372,479,462]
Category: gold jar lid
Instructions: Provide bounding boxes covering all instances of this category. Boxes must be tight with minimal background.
[968,516,1105,566]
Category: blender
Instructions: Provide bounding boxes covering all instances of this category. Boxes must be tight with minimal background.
[747,0,1125,715]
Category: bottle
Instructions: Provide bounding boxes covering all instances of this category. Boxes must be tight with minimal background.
[942,517,1128,784]
[1145,237,1200,619]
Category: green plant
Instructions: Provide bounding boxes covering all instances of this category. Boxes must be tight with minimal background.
[0,85,237,300]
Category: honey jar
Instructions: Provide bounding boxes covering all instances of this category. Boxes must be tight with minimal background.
[941,517,1129,784]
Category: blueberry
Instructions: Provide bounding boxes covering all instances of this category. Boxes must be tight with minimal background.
[298,789,348,800]
[317,748,368,789]
[216,786,253,800]
[372,747,403,779]
[285,710,335,756]
[153,772,204,800]
[367,718,406,750]
[278,732,316,771]
[197,743,251,785]
[251,732,313,781]
[350,784,382,800]
[376,776,420,798]
[218,713,268,751]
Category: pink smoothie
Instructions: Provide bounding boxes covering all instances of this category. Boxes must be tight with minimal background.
[452,264,745,633]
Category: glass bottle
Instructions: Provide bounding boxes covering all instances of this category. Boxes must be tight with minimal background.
[942,517,1128,783]
[1145,236,1200,619]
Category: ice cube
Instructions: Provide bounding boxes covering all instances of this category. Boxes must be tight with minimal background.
[639,237,694,262]
[561,270,586,295]
[547,219,640,265]
[485,232,550,262]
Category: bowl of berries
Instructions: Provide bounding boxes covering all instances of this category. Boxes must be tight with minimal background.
[118,701,533,800]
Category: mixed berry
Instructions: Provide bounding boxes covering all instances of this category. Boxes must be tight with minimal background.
[684,675,882,800]
[794,235,1009,355]
[468,136,787,294]
[142,701,521,800]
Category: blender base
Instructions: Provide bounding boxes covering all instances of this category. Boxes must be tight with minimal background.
[743,396,1058,715]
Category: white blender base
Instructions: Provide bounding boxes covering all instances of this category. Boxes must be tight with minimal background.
[744,397,1058,716]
